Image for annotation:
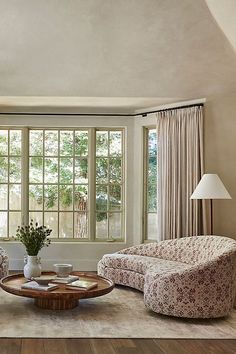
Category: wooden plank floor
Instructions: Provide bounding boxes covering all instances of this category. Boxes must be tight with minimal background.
[0,339,236,354]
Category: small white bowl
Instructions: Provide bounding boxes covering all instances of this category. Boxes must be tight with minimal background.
[53,264,73,277]
[32,275,56,285]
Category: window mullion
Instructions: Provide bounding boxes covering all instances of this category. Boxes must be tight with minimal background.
[21,127,29,226]
[88,128,96,241]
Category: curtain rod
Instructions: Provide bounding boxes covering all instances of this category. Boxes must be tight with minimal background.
[0,112,131,117]
[0,103,204,117]
[136,103,204,117]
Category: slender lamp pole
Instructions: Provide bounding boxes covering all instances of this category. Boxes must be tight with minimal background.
[210,199,213,235]
[191,174,231,235]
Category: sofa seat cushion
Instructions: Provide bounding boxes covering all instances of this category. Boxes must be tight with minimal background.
[101,253,190,276]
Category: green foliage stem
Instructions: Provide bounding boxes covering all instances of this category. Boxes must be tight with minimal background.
[16,220,52,256]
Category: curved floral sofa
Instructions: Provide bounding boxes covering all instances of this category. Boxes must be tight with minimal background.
[98,236,236,318]
[0,247,9,279]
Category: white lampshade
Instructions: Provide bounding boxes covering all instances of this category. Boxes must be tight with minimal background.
[191,174,232,199]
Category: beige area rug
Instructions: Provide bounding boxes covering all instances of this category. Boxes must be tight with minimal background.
[0,286,236,338]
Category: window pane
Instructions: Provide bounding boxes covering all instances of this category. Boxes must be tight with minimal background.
[0,129,22,238]
[9,184,21,210]
[44,212,58,237]
[59,212,73,238]
[45,131,58,156]
[96,131,108,156]
[60,131,73,156]
[29,157,43,183]
[96,130,123,240]
[0,157,8,182]
[96,213,108,238]
[75,131,88,156]
[45,158,58,183]
[147,213,157,240]
[27,128,124,241]
[144,128,157,241]
[96,185,108,211]
[74,185,88,211]
[9,212,21,236]
[74,212,88,238]
[148,156,157,184]
[60,158,73,183]
[96,158,108,183]
[30,130,43,156]
[148,129,157,156]
[44,185,58,210]
[0,185,8,209]
[148,184,157,212]
[29,211,43,225]
[29,185,43,210]
[75,158,88,183]
[109,158,121,183]
[10,130,21,155]
[109,185,121,211]
[59,185,73,210]
[0,130,8,155]
[109,213,121,238]
[29,128,91,239]
[9,157,21,183]
[0,212,7,237]
[109,131,122,156]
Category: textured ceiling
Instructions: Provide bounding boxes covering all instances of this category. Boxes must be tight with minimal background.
[206,0,236,52]
[0,0,235,100]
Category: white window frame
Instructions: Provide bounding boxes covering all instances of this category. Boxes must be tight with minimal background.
[95,128,125,242]
[0,128,23,238]
[0,126,125,242]
[143,126,157,242]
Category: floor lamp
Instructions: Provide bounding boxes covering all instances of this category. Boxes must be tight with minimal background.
[191,174,231,234]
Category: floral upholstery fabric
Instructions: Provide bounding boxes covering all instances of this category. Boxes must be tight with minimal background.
[0,247,9,279]
[98,236,236,318]
[98,261,145,291]
[117,235,236,265]
[100,253,191,275]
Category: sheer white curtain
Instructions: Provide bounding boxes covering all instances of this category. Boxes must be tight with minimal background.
[156,105,208,240]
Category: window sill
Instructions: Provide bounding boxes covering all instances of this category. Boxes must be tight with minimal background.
[0,239,126,245]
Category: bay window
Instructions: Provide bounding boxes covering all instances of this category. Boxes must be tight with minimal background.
[0,127,124,241]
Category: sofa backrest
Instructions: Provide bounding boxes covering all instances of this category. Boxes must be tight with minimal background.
[118,236,236,265]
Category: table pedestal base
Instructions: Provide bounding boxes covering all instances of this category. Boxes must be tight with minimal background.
[35,298,78,310]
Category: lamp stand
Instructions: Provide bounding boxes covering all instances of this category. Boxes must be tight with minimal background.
[210,199,213,235]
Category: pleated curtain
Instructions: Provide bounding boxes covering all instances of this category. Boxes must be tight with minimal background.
[156,105,208,241]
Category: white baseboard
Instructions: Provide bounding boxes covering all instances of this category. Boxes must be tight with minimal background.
[9,258,99,272]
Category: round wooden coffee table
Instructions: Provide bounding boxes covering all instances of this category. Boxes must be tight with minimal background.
[0,271,114,310]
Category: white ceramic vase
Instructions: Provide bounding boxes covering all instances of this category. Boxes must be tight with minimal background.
[24,255,42,279]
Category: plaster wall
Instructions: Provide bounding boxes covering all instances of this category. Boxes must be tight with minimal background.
[205,94,236,238]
